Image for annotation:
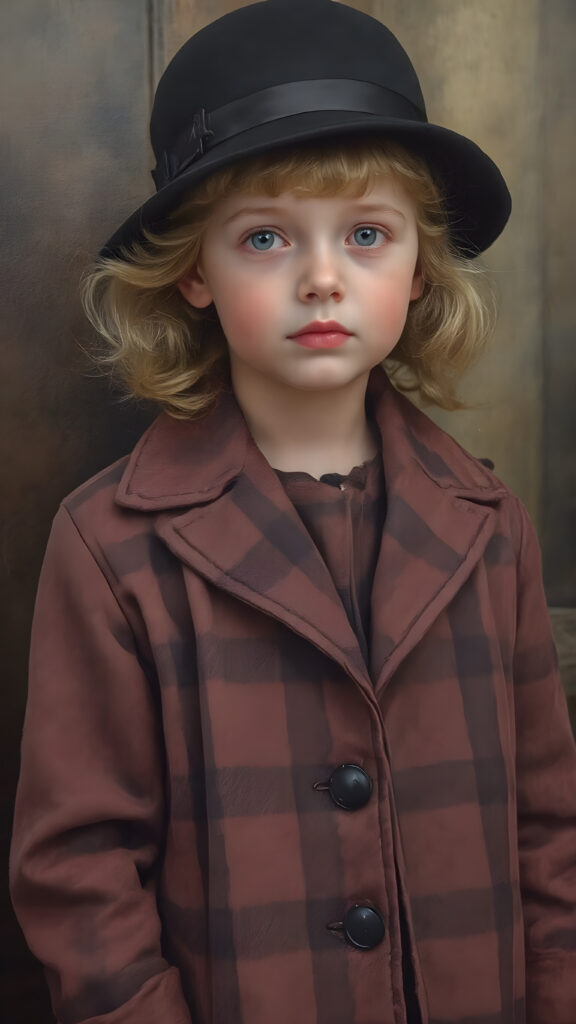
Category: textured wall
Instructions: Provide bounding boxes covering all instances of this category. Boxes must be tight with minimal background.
[540,0,576,607]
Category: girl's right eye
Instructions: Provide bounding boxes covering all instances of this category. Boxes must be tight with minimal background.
[244,230,284,251]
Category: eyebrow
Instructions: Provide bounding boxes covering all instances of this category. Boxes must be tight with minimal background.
[223,207,282,225]
[346,203,406,220]
[222,201,407,225]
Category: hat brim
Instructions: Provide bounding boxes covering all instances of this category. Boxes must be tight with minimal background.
[99,110,511,260]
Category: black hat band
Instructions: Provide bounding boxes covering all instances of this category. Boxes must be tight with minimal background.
[152,78,427,191]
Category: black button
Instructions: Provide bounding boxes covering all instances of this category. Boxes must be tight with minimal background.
[343,905,386,950]
[329,764,373,810]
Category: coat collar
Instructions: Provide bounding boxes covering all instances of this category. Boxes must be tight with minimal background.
[116,369,508,695]
[116,368,505,510]
[115,385,250,511]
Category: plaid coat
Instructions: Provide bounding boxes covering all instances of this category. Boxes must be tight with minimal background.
[10,368,576,1024]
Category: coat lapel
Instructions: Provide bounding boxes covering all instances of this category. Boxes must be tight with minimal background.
[115,389,370,690]
[115,372,508,694]
[366,372,508,695]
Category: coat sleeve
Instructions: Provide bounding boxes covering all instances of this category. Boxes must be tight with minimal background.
[512,498,576,1024]
[9,505,192,1024]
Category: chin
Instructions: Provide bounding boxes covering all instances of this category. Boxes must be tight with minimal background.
[290,369,365,392]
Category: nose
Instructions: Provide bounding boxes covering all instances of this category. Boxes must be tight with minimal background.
[296,243,345,304]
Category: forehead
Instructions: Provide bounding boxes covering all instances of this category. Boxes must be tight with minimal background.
[210,178,416,223]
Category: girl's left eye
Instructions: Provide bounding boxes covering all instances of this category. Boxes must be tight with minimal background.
[244,230,284,251]
[349,226,387,247]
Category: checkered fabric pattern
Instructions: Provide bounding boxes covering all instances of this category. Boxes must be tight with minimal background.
[10,368,576,1024]
[274,449,385,665]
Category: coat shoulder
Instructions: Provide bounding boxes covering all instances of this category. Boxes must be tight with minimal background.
[58,448,150,555]
[389,386,508,495]
[61,454,131,519]
[390,390,531,562]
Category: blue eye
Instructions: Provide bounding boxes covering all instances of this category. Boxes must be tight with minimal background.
[247,230,280,251]
[352,226,383,247]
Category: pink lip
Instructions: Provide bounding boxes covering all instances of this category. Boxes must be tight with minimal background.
[288,320,352,349]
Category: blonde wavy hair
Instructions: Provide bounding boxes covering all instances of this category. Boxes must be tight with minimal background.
[81,138,495,418]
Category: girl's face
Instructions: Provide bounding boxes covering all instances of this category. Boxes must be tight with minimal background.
[178,178,423,397]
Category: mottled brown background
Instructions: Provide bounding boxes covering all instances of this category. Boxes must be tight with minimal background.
[1,1,574,1019]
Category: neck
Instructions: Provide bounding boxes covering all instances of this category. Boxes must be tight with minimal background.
[231,367,378,478]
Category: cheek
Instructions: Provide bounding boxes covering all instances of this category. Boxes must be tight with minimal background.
[367,282,412,326]
[213,280,275,350]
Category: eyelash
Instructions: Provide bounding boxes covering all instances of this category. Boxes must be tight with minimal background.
[241,225,391,251]
[241,230,284,251]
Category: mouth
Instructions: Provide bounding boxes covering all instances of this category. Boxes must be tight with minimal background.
[287,320,353,350]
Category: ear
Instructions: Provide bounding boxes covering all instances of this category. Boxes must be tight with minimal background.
[177,264,213,309]
[410,263,424,301]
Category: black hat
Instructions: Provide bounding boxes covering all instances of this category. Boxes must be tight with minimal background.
[100,0,511,260]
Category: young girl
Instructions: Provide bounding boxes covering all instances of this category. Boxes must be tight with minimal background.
[10,2,576,1023]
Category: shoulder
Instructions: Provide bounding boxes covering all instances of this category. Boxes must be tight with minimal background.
[59,408,176,525]
[57,421,162,558]
[380,382,531,555]
[49,438,186,614]
[62,453,130,516]
[380,378,510,494]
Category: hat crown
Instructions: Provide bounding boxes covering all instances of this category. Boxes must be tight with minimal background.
[100,0,511,260]
[150,0,426,160]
